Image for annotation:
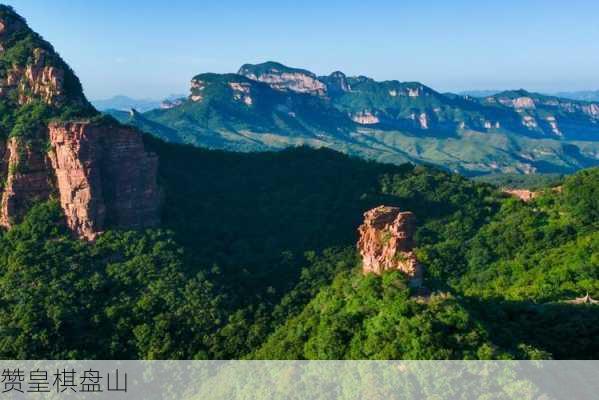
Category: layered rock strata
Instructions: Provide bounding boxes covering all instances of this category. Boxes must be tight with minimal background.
[357,205,424,287]
[0,136,54,227]
[47,122,160,240]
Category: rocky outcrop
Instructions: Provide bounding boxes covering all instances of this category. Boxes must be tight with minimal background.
[0,7,91,111]
[582,104,599,118]
[239,63,327,96]
[502,189,537,202]
[513,96,536,109]
[322,71,351,94]
[229,82,253,105]
[408,87,421,97]
[522,115,538,129]
[0,137,54,227]
[0,7,160,239]
[418,112,429,129]
[189,78,206,102]
[545,116,562,136]
[489,91,599,128]
[0,48,66,106]
[352,111,380,125]
[47,122,160,240]
[357,206,423,287]
[497,95,536,109]
[565,293,599,305]
[0,124,160,240]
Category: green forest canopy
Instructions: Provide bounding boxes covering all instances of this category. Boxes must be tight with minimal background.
[0,139,596,360]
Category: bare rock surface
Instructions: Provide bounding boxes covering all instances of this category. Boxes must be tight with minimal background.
[47,122,160,239]
[502,189,538,202]
[357,205,424,287]
[0,137,54,227]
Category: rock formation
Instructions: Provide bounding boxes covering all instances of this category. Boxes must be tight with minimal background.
[357,205,424,287]
[47,122,160,240]
[352,111,380,125]
[229,82,253,105]
[0,136,54,227]
[2,48,65,106]
[565,293,599,305]
[502,189,538,202]
[322,71,351,94]
[238,62,327,97]
[418,112,429,129]
[0,121,161,240]
[189,78,206,102]
[0,6,160,239]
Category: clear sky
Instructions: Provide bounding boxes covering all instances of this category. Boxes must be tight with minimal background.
[4,0,599,99]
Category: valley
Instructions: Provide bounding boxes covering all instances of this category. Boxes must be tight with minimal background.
[0,4,596,362]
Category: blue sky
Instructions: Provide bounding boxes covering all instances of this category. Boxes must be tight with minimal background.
[5,0,599,99]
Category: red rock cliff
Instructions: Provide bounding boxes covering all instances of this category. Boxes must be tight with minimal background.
[357,205,424,287]
[0,136,54,227]
[0,7,160,239]
[0,122,161,240]
[1,48,66,106]
[47,122,160,240]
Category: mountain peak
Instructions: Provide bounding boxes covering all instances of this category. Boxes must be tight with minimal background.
[238,61,316,77]
[237,61,327,96]
[0,5,26,40]
[0,6,93,114]
[0,7,159,239]
[320,71,351,93]
[492,89,533,98]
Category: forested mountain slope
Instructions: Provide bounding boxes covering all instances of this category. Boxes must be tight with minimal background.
[0,6,596,361]
[254,167,599,360]
[113,62,599,175]
[1,136,597,359]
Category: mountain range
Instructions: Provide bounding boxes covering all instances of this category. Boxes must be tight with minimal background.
[91,94,186,112]
[0,5,598,365]
[461,90,599,102]
[108,61,599,175]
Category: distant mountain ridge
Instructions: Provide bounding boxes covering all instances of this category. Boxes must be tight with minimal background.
[111,61,599,175]
[461,90,599,102]
[548,90,599,102]
[92,94,186,112]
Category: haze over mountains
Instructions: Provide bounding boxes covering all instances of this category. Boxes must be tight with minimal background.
[92,94,186,113]
[460,90,599,102]
[96,90,599,113]
[107,61,599,176]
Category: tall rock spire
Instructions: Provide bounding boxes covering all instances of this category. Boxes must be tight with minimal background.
[357,205,424,287]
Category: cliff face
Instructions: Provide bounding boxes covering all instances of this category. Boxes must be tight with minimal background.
[47,122,160,240]
[238,62,327,97]
[2,48,66,106]
[357,205,423,287]
[0,121,161,240]
[321,71,351,94]
[0,6,160,239]
[0,136,54,227]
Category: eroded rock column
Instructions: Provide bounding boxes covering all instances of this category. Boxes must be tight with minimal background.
[357,205,424,287]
